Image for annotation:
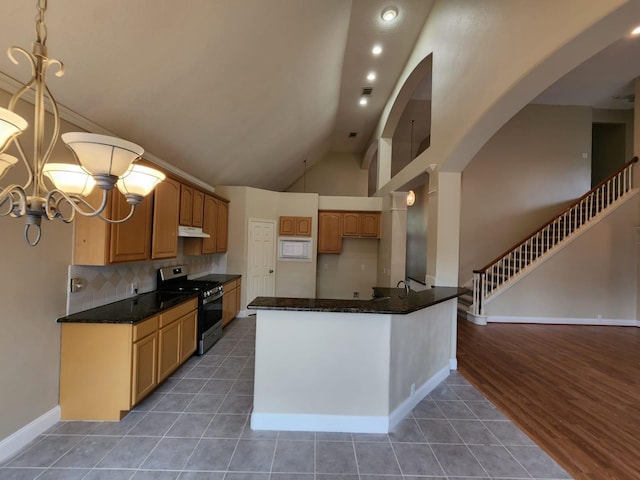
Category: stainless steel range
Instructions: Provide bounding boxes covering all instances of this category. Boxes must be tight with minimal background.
[157,266,223,355]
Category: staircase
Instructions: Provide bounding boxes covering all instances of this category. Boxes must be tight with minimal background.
[467,158,637,321]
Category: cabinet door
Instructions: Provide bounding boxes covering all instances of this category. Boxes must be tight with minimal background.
[180,310,198,362]
[151,177,180,259]
[179,185,193,226]
[157,320,181,382]
[131,332,158,405]
[342,212,360,237]
[318,211,342,253]
[296,216,312,236]
[192,190,204,227]
[222,287,237,326]
[279,216,296,236]
[201,195,219,254]
[109,192,153,263]
[360,212,380,238]
[216,201,229,253]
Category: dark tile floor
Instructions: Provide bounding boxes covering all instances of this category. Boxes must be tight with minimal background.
[0,316,572,480]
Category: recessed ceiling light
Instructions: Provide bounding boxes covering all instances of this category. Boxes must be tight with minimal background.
[632,25,640,35]
[381,7,398,23]
[372,44,383,56]
[359,97,368,106]
[367,71,376,81]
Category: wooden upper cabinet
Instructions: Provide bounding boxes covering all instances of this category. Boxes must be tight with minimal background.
[201,195,219,254]
[151,177,180,259]
[279,216,312,236]
[360,213,380,238]
[342,213,360,237]
[279,216,296,236]
[109,191,154,263]
[216,201,228,253]
[73,188,153,265]
[192,190,204,228]
[179,185,193,226]
[318,211,342,253]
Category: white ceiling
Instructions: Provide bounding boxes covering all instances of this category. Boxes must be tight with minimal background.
[0,0,433,192]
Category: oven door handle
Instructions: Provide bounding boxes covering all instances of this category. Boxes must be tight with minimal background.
[203,291,224,305]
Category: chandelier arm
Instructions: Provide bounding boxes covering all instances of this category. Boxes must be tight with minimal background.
[98,203,136,224]
[0,185,27,217]
[45,188,110,220]
[37,83,62,194]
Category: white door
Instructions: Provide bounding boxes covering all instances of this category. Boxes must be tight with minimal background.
[247,219,276,305]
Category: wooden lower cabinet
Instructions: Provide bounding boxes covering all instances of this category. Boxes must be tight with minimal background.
[131,331,158,405]
[59,298,198,421]
[222,278,241,326]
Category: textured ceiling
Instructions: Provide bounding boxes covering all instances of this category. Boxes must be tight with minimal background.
[0,0,433,191]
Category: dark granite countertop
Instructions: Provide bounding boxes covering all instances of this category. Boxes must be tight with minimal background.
[196,273,241,285]
[57,291,199,324]
[247,286,469,315]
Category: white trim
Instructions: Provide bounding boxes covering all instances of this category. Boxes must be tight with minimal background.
[0,406,60,463]
[251,412,389,434]
[487,315,639,327]
[388,365,450,430]
[466,312,487,326]
[449,358,458,371]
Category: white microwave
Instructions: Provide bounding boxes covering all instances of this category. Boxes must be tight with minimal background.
[278,237,313,261]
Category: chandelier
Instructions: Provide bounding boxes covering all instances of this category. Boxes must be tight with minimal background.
[0,0,165,246]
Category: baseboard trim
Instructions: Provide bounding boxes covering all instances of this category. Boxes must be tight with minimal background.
[466,312,487,326]
[388,365,450,430]
[487,315,639,327]
[0,406,60,463]
[251,412,389,433]
[449,358,458,371]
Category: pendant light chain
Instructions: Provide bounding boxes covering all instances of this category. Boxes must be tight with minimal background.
[35,0,48,45]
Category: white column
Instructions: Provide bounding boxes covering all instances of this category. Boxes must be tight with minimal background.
[426,171,462,287]
[378,137,392,189]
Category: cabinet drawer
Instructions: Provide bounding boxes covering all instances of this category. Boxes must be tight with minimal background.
[133,316,158,342]
[159,298,198,328]
[225,278,239,290]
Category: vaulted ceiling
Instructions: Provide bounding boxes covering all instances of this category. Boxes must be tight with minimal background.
[0,0,434,192]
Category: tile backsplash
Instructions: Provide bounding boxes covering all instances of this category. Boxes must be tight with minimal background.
[66,250,226,315]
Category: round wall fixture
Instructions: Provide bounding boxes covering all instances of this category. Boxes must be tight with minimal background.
[406,190,416,206]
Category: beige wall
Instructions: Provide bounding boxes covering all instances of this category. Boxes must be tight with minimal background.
[0,90,74,441]
[287,152,368,196]
[486,194,638,319]
[216,186,318,307]
[317,238,379,300]
[459,104,592,284]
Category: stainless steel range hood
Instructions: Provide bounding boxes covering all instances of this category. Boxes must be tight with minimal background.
[178,226,210,238]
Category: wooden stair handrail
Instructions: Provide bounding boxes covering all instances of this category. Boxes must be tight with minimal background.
[473,156,638,274]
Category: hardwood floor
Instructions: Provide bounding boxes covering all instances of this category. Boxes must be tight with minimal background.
[457,318,640,480]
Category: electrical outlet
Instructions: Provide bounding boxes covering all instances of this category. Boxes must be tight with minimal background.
[130,283,138,295]
[69,278,84,293]
[410,383,416,396]
[353,291,359,298]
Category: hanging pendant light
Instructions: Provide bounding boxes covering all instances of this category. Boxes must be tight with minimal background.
[0,0,165,245]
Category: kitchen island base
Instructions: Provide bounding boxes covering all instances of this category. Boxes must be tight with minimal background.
[251,297,457,433]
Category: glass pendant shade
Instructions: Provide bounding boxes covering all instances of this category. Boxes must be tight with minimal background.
[43,163,96,196]
[61,132,144,178]
[0,107,28,152]
[116,164,166,197]
[0,153,19,179]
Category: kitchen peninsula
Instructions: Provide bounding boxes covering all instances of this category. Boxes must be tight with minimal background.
[247,286,467,433]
